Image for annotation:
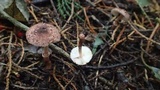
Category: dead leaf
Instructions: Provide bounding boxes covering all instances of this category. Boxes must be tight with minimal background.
[1,0,29,21]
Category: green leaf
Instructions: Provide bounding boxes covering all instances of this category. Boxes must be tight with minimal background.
[150,66,160,80]
[92,36,104,54]
[136,0,151,7]
[15,0,29,21]
[3,0,29,21]
[156,18,160,23]
[0,0,13,10]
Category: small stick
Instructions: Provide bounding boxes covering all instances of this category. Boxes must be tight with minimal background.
[50,0,62,26]
[53,66,65,90]
[83,8,96,34]
[128,21,160,46]
[5,32,13,90]
[49,44,70,59]
[110,26,126,53]
[17,39,25,65]
[111,25,120,40]
[28,6,39,22]
[95,49,106,88]
[145,23,160,52]
[12,61,43,80]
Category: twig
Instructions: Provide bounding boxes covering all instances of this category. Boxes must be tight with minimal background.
[17,39,25,65]
[61,28,76,48]
[25,61,39,68]
[0,43,18,46]
[145,23,160,52]
[12,62,43,80]
[133,21,146,30]
[51,19,61,31]
[112,31,135,48]
[128,21,160,46]
[140,45,151,68]
[49,43,70,59]
[86,0,96,7]
[111,25,120,40]
[0,36,10,42]
[133,12,141,25]
[53,66,65,90]
[28,6,39,22]
[83,7,96,34]
[83,59,136,70]
[111,0,119,8]
[50,0,62,26]
[63,75,77,90]
[53,55,76,72]
[5,32,13,90]
[95,49,106,88]
[110,26,125,53]
[135,0,153,27]
[12,84,39,90]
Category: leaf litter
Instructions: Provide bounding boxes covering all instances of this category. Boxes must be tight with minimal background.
[0,0,160,90]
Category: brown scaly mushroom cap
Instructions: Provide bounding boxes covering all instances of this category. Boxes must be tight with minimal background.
[111,8,130,21]
[26,23,61,47]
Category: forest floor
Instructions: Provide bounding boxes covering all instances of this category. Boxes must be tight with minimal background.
[0,0,160,90]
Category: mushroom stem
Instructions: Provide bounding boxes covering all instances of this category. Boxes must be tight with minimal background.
[78,34,85,58]
[115,15,123,21]
[42,46,52,69]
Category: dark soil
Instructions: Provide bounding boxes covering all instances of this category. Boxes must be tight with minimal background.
[0,0,160,90]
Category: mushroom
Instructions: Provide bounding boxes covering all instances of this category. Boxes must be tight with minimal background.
[70,33,93,65]
[26,23,61,69]
[111,8,130,22]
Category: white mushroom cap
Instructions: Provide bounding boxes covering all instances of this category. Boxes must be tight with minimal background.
[26,23,61,47]
[70,46,93,65]
[111,8,130,21]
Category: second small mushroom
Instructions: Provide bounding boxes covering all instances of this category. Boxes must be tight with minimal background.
[111,8,130,22]
[26,23,61,69]
[70,33,93,65]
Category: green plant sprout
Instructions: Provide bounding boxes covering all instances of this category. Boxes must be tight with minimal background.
[141,47,160,80]
[135,0,153,26]
[92,25,111,54]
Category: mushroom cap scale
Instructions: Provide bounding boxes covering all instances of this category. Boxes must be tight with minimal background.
[26,23,61,47]
[70,46,93,65]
